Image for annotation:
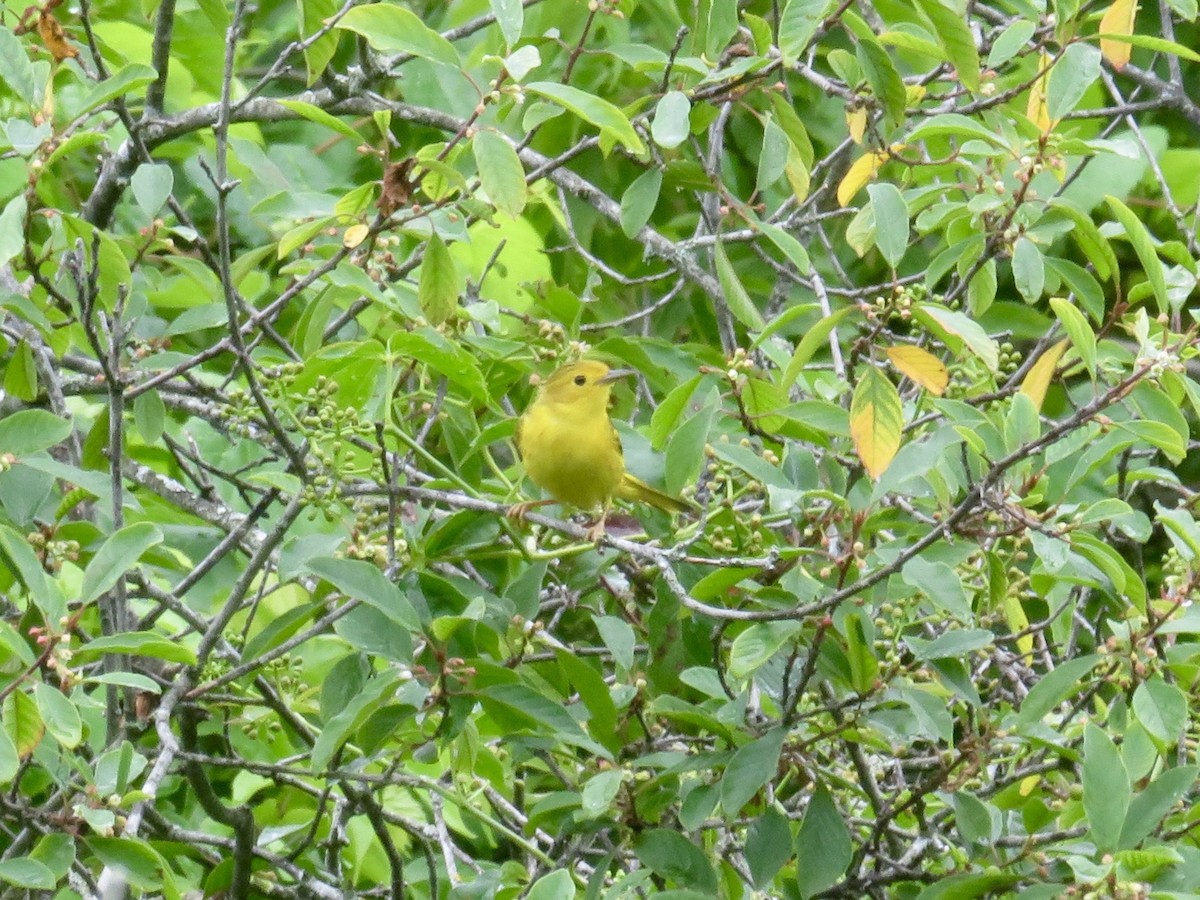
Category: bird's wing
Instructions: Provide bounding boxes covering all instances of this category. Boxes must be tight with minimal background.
[514,414,525,460]
[610,420,624,463]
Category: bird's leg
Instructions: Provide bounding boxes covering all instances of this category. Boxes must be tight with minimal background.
[507,499,554,521]
[585,502,611,542]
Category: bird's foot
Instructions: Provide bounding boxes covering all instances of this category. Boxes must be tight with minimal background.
[585,517,608,542]
[507,499,552,522]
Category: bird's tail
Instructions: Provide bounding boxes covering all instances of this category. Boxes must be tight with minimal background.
[618,473,694,514]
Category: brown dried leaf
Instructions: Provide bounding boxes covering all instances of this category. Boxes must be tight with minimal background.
[377,157,418,216]
[38,10,77,61]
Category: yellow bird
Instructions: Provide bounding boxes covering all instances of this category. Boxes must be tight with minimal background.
[509,360,691,540]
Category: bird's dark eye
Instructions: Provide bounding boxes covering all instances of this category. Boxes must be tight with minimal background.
[574,374,587,385]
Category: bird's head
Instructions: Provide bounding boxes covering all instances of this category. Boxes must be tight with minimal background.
[537,360,635,413]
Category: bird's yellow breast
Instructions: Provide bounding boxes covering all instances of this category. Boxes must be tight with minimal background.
[518,398,625,511]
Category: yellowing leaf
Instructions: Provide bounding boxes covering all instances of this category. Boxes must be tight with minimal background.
[1026,53,1051,132]
[837,151,888,207]
[342,223,370,249]
[784,145,810,202]
[1100,0,1138,70]
[846,106,868,144]
[886,345,949,395]
[1003,592,1033,657]
[1019,339,1069,410]
[850,366,903,479]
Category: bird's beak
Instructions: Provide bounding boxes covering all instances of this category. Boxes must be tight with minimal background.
[599,368,636,385]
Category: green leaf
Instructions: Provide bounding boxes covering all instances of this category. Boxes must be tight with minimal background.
[1131,676,1187,748]
[857,35,907,130]
[747,807,793,888]
[782,306,856,388]
[333,604,412,662]
[3,338,38,402]
[714,241,766,330]
[0,28,37,105]
[1016,654,1101,728]
[1049,198,1118,286]
[721,728,785,815]
[528,870,575,900]
[867,183,908,267]
[417,234,462,326]
[81,523,164,605]
[3,690,43,758]
[0,726,17,785]
[474,129,527,217]
[133,389,166,444]
[309,671,399,770]
[756,220,811,274]
[480,683,612,758]
[0,409,71,457]
[0,525,60,618]
[0,194,27,265]
[580,769,624,818]
[913,0,980,92]
[0,858,54,890]
[1049,296,1096,377]
[795,786,852,897]
[29,833,74,880]
[779,0,832,65]
[1106,195,1169,312]
[305,556,421,631]
[79,65,157,116]
[1083,723,1130,853]
[72,632,197,665]
[33,683,82,749]
[594,615,635,672]
[489,0,523,48]
[298,0,338,85]
[1047,43,1101,121]
[525,82,646,155]
[387,328,488,403]
[652,91,691,149]
[619,168,663,238]
[1012,237,1044,303]
[664,386,718,496]
[1094,31,1200,64]
[334,5,460,66]
[130,163,173,216]
[85,838,165,890]
[987,19,1036,67]
[1119,765,1199,849]
[634,830,718,893]
[277,99,365,143]
[913,303,1000,372]
[844,610,879,692]
[905,113,1007,148]
[728,622,803,679]
[756,117,791,193]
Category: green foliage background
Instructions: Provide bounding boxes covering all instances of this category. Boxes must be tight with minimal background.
[1,0,1200,896]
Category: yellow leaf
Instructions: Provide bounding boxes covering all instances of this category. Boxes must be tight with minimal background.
[846,106,867,144]
[850,366,903,479]
[1003,592,1033,657]
[1018,774,1040,797]
[343,223,370,249]
[1100,0,1137,70]
[1018,339,1069,410]
[1026,54,1052,132]
[785,145,810,203]
[886,345,949,395]
[837,151,888,207]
